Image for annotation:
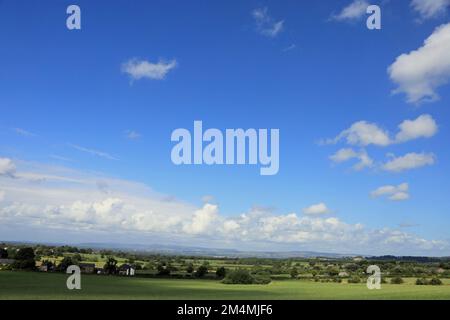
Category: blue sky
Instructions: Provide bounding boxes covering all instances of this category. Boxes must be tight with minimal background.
[1,0,450,255]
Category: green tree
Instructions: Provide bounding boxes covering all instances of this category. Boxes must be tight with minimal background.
[15,247,35,261]
[327,267,340,277]
[195,265,208,278]
[13,247,36,270]
[0,248,8,259]
[157,262,171,276]
[57,256,74,272]
[72,253,82,263]
[104,257,118,275]
[216,266,226,279]
[186,263,194,274]
[290,267,299,279]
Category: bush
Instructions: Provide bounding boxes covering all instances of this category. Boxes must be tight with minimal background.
[416,278,429,285]
[253,275,272,284]
[333,277,342,283]
[415,277,442,285]
[223,269,254,284]
[390,277,404,284]
[429,277,443,286]
[222,269,271,285]
[348,276,361,283]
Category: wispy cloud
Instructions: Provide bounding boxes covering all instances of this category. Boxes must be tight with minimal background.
[399,222,420,228]
[50,155,74,162]
[69,144,119,161]
[125,130,141,140]
[252,7,284,38]
[382,152,435,173]
[329,148,374,171]
[331,0,369,22]
[13,128,36,137]
[411,0,450,20]
[371,183,410,201]
[122,58,177,81]
[282,44,297,52]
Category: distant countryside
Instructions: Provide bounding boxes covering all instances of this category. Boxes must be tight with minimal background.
[0,242,449,300]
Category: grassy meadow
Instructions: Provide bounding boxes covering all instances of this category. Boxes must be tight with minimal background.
[1,271,449,300]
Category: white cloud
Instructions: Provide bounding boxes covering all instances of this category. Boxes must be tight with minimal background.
[411,0,450,19]
[331,0,369,21]
[327,121,391,147]
[0,159,448,255]
[383,152,435,172]
[222,220,240,234]
[371,183,410,201]
[125,130,141,140]
[0,190,4,202]
[330,148,374,170]
[389,192,410,201]
[122,58,177,81]
[329,148,359,162]
[354,150,374,170]
[325,114,438,147]
[69,144,119,161]
[335,149,373,170]
[252,7,284,38]
[0,158,16,177]
[302,203,330,215]
[183,204,219,235]
[395,114,438,143]
[388,23,450,104]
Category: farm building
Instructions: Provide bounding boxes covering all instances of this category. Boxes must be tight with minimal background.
[118,264,135,276]
[78,263,96,274]
[0,259,15,265]
[39,265,48,272]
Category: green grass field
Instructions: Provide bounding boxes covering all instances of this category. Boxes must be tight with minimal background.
[1,271,449,300]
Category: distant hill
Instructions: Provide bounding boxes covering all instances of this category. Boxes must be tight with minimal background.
[77,242,359,259]
[10,240,449,260]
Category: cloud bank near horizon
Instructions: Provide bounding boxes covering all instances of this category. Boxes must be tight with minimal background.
[0,157,447,256]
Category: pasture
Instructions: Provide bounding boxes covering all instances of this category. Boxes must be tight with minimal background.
[1,271,449,300]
